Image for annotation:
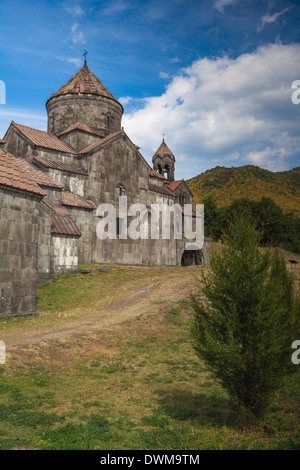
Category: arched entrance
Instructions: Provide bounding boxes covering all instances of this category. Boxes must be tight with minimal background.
[181,249,203,266]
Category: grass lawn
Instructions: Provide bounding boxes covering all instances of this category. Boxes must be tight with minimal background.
[0,265,299,450]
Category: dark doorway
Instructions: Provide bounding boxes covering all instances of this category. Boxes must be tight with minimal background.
[181,250,202,266]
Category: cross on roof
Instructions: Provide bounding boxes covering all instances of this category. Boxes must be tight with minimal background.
[83,50,88,65]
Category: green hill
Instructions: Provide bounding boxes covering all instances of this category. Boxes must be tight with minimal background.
[187,165,300,212]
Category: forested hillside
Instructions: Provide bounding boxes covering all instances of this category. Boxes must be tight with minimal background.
[187,165,300,212]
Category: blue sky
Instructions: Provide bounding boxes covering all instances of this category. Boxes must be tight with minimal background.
[0,0,299,179]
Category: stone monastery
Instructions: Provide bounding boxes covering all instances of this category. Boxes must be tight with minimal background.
[0,60,210,318]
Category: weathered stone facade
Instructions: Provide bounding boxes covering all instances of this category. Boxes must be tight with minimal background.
[0,61,210,317]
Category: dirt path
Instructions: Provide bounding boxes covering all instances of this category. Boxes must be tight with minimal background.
[4,269,200,349]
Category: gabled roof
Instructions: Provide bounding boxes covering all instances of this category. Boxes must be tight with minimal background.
[165,178,193,196]
[148,183,175,197]
[0,149,45,196]
[6,122,76,154]
[47,63,123,110]
[78,129,152,170]
[33,156,88,176]
[62,191,96,210]
[58,121,100,137]
[153,139,175,160]
[166,179,184,191]
[78,130,124,155]
[149,169,166,180]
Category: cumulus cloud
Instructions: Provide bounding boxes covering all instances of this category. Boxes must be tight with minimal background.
[121,43,300,179]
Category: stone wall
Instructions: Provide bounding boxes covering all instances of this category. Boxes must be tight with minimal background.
[46,169,87,197]
[66,207,94,265]
[3,128,33,161]
[50,235,79,275]
[60,130,100,152]
[0,188,41,317]
[46,94,123,137]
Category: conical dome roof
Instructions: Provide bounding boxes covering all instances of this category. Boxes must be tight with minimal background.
[153,139,175,160]
[46,62,123,137]
[47,62,122,108]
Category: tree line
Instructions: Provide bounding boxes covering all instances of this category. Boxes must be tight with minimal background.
[203,196,300,254]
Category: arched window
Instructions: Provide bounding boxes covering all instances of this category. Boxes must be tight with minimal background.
[163,164,169,179]
[157,163,162,174]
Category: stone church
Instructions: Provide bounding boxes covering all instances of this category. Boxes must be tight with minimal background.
[0,60,210,317]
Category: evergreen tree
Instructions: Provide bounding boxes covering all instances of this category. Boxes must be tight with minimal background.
[191,213,299,427]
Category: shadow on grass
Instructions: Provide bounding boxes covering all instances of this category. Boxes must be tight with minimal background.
[156,387,235,427]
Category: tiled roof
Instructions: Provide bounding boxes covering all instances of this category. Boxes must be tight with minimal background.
[9,122,76,154]
[42,201,69,215]
[11,156,63,189]
[149,169,166,180]
[58,121,99,137]
[166,179,184,191]
[51,214,82,237]
[47,63,123,110]
[0,149,45,196]
[0,139,6,144]
[148,183,175,197]
[153,139,175,159]
[62,191,96,210]
[33,156,88,175]
[78,130,124,155]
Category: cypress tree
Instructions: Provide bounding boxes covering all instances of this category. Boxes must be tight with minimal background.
[191,213,299,427]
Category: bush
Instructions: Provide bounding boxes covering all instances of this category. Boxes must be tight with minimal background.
[191,213,299,427]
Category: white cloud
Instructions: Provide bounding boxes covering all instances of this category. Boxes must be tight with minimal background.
[258,8,289,31]
[159,72,171,79]
[122,43,300,179]
[214,0,239,13]
[65,5,85,18]
[71,22,85,45]
[67,57,83,67]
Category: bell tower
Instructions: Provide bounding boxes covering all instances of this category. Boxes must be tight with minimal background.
[152,138,175,181]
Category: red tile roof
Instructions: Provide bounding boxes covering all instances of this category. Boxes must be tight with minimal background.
[153,140,175,159]
[33,156,88,175]
[51,214,82,236]
[166,179,184,191]
[11,157,63,189]
[47,63,123,110]
[148,183,175,197]
[58,121,99,137]
[42,201,69,215]
[149,169,166,180]
[62,191,96,209]
[9,122,76,154]
[0,149,45,196]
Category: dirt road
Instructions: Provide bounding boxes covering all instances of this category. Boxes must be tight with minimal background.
[2,267,202,351]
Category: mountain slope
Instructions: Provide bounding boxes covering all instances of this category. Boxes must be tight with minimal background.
[187,165,300,212]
